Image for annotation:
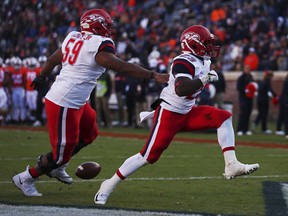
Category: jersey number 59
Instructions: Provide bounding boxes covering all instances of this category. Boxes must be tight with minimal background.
[62,38,84,65]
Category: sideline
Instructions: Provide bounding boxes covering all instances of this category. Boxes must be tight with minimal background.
[1,125,288,149]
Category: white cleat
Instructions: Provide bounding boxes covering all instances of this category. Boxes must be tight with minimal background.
[94,193,110,205]
[48,164,73,185]
[236,131,243,136]
[275,131,285,135]
[12,166,42,196]
[223,161,260,180]
[263,130,272,134]
[94,179,114,205]
[245,131,253,136]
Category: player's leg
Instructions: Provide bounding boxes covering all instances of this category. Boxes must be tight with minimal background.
[11,87,20,123]
[185,105,259,179]
[71,102,98,156]
[45,99,88,184]
[51,102,98,183]
[95,106,183,204]
[19,87,26,122]
[49,103,98,185]
[12,100,81,196]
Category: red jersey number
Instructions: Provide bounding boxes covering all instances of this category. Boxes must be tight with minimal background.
[62,39,84,65]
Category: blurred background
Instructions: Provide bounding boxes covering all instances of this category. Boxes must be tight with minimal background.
[0,0,287,132]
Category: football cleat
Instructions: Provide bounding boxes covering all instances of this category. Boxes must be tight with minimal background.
[236,131,243,136]
[48,164,73,185]
[263,130,272,134]
[12,166,42,196]
[245,131,253,135]
[275,131,285,135]
[94,179,115,205]
[224,161,259,180]
[94,193,110,205]
[32,120,42,127]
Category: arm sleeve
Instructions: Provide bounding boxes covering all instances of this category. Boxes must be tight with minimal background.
[99,40,115,54]
[172,59,195,79]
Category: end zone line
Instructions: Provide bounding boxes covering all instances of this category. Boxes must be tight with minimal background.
[2,175,288,184]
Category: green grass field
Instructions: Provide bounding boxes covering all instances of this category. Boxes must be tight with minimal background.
[0,126,287,216]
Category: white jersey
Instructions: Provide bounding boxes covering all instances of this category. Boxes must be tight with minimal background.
[46,31,114,109]
[160,53,211,114]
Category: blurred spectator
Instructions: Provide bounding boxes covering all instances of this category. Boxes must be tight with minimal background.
[135,78,148,128]
[0,0,286,73]
[0,0,287,128]
[124,57,143,128]
[114,71,127,126]
[236,64,255,136]
[253,71,277,134]
[210,3,226,23]
[243,47,259,71]
[95,71,113,128]
[275,73,288,137]
[211,62,226,109]
[197,84,215,106]
[146,48,167,127]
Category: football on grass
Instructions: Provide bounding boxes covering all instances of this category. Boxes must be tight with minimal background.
[75,162,101,179]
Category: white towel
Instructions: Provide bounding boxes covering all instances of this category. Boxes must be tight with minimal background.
[139,110,155,122]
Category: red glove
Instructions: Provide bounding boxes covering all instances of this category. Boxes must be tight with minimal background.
[272,96,279,105]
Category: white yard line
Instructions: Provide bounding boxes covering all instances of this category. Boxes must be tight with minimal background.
[1,175,288,184]
[0,204,203,216]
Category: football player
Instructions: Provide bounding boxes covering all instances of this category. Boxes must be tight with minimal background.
[12,8,168,196]
[10,56,26,123]
[94,25,260,205]
[0,57,9,124]
[25,57,41,123]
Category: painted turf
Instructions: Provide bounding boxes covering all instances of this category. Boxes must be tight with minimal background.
[0,204,204,216]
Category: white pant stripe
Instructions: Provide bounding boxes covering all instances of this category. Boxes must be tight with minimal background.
[56,107,68,164]
[142,107,164,160]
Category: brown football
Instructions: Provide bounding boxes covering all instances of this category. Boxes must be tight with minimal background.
[75,162,101,179]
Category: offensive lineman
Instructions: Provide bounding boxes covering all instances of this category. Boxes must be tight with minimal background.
[12,8,168,196]
[94,25,260,205]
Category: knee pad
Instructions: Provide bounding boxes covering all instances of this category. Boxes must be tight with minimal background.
[37,152,60,174]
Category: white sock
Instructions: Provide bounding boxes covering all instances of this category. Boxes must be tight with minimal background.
[223,151,237,165]
[102,153,148,193]
[118,153,148,178]
[217,117,237,165]
[100,174,122,194]
[109,174,122,185]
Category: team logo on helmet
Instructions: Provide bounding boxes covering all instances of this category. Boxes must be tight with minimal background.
[81,14,105,29]
[184,32,200,42]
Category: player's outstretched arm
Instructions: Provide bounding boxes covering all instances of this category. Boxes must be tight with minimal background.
[31,49,63,91]
[96,51,169,84]
[39,49,63,77]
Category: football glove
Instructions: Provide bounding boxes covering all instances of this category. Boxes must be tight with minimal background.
[30,75,46,91]
[199,70,219,85]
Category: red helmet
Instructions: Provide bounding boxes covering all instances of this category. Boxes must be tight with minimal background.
[245,82,258,98]
[80,9,114,37]
[180,25,220,58]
